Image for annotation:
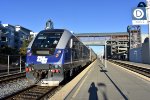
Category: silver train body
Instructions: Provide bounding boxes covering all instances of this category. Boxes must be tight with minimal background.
[26,29,97,86]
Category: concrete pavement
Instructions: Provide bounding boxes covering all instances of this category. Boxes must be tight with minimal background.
[65,59,150,100]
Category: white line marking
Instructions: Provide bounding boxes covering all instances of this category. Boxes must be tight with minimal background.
[108,61,150,82]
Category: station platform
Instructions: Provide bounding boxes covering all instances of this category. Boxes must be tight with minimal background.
[64,59,150,100]
[110,59,150,69]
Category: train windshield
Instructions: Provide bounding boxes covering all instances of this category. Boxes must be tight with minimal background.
[32,32,62,48]
[31,32,63,55]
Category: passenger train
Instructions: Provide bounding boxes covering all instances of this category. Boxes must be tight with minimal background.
[25,29,97,86]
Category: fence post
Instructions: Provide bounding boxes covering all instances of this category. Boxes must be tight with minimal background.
[8,55,9,74]
[20,55,21,72]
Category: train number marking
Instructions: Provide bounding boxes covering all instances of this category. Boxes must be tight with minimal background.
[37,56,48,64]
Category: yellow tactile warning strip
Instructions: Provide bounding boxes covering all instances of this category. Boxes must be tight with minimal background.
[50,60,96,100]
[108,61,150,82]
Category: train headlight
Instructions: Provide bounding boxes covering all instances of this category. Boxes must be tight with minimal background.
[51,69,56,73]
[51,69,60,73]
[26,64,34,72]
[27,49,32,56]
[55,69,60,73]
[57,50,61,54]
[55,54,59,58]
[25,67,31,72]
[25,67,29,72]
[50,65,61,73]
[55,50,62,58]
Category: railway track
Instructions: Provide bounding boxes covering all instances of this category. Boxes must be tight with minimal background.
[0,67,25,76]
[0,67,25,73]
[2,85,62,100]
[109,60,150,78]
[1,63,91,100]
[0,72,26,84]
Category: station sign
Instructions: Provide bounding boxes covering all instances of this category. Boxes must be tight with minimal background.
[147,0,150,7]
[132,7,148,25]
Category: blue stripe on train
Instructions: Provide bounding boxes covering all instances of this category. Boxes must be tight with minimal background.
[26,49,65,64]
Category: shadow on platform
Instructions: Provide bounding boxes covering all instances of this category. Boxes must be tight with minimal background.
[88,82,98,100]
[99,65,108,72]
[99,66,128,100]
[97,82,108,100]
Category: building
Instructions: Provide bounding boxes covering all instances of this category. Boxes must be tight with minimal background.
[0,24,15,48]
[75,32,130,60]
[14,25,32,49]
[0,23,33,50]
[107,34,129,60]
[129,37,150,64]
[30,32,38,38]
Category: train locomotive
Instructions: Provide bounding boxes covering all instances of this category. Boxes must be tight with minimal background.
[25,29,97,86]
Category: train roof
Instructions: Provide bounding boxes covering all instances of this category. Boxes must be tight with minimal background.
[28,29,88,50]
[39,29,65,33]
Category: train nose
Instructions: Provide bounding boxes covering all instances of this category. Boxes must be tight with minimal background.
[33,70,48,80]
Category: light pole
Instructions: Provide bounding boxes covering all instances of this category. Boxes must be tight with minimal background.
[105,40,107,68]
[101,52,104,63]
[20,56,22,72]
[146,0,150,63]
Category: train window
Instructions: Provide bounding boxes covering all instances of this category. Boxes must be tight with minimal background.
[66,39,71,48]
[32,32,62,48]
[80,46,83,58]
[64,39,72,62]
[38,36,46,39]
[72,40,80,60]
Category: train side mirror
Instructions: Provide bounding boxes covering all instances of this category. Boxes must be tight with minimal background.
[70,39,73,48]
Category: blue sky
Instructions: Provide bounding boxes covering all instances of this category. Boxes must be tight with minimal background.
[0,0,148,54]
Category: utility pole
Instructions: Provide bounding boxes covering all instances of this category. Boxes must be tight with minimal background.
[105,40,107,68]
[146,0,150,63]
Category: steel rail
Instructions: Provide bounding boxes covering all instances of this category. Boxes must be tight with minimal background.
[109,60,150,78]
[0,72,26,84]
[2,85,60,100]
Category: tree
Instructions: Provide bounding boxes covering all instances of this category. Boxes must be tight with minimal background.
[19,39,30,55]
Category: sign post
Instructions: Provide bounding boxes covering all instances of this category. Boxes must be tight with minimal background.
[146,0,150,63]
[132,1,150,63]
[8,55,9,74]
[105,40,107,68]
[132,7,148,25]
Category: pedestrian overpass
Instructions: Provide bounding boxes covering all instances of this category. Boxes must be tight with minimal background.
[74,32,129,59]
